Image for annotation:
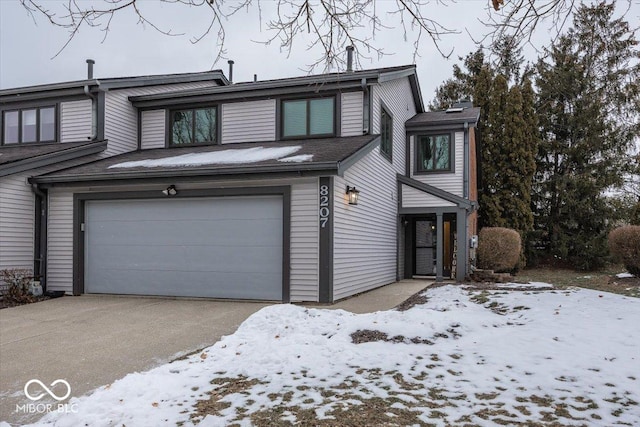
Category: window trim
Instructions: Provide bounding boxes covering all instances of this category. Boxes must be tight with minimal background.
[168,106,219,147]
[1,105,58,145]
[280,95,336,140]
[379,102,393,162]
[414,132,454,174]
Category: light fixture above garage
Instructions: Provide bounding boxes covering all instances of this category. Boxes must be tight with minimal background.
[162,185,178,196]
[346,185,360,205]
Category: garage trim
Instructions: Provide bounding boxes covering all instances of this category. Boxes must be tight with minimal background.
[73,186,291,301]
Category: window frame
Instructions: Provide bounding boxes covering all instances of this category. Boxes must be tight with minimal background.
[168,106,219,147]
[280,96,336,139]
[414,132,454,174]
[379,103,393,162]
[1,105,58,145]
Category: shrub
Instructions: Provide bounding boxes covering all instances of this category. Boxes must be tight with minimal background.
[0,268,34,303]
[608,226,640,276]
[477,227,522,272]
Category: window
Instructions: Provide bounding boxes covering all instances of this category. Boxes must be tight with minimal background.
[2,106,56,144]
[171,107,217,145]
[380,106,392,160]
[416,134,452,172]
[282,98,334,138]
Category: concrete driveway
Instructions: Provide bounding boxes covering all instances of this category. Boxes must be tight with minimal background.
[0,280,429,425]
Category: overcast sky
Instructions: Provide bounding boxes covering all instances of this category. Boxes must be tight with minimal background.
[1,1,638,104]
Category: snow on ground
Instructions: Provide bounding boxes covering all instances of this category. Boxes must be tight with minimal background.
[495,281,554,289]
[617,272,635,279]
[23,286,639,427]
[108,146,301,168]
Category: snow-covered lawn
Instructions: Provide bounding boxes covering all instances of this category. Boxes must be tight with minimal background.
[19,285,640,427]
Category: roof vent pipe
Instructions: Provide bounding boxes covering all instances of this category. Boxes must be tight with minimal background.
[254,74,257,82]
[346,46,354,72]
[227,60,234,83]
[86,59,95,79]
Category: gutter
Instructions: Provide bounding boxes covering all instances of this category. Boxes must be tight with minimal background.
[30,183,47,291]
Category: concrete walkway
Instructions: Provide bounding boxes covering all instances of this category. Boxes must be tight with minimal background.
[0,279,431,424]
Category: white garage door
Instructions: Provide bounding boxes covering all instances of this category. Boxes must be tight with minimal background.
[84,196,283,300]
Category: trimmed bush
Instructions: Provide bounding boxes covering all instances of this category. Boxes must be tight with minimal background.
[608,226,640,276]
[477,227,522,272]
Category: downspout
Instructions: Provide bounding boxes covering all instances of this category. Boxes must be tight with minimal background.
[463,121,469,199]
[463,121,471,279]
[31,183,48,292]
[84,85,98,141]
[361,78,370,134]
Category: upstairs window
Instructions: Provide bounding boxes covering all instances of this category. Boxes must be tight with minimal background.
[2,106,56,144]
[380,105,393,160]
[416,134,452,173]
[282,97,334,138]
[170,107,217,145]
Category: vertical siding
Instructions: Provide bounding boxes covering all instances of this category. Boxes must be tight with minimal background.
[60,99,92,142]
[401,184,456,208]
[103,82,215,157]
[221,100,276,144]
[46,189,74,294]
[289,180,319,301]
[371,78,417,176]
[333,149,397,300]
[0,173,34,273]
[140,110,166,149]
[340,92,364,137]
[409,131,464,197]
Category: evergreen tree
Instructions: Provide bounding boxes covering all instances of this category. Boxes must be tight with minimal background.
[533,2,640,269]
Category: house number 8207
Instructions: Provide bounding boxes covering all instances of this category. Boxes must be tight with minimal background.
[319,185,330,228]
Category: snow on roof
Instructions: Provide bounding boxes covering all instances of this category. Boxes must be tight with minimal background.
[278,154,314,163]
[108,146,302,169]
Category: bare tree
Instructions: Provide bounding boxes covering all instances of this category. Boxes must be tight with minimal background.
[18,0,618,71]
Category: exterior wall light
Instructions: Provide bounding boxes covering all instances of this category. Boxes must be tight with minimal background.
[346,185,360,205]
[162,185,178,196]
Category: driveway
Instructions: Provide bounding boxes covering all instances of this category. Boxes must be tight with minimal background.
[0,280,429,425]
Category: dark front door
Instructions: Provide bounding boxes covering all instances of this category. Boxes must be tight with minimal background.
[414,219,437,276]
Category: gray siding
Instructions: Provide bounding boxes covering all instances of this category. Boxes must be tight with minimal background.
[340,92,364,137]
[409,131,464,197]
[0,173,34,273]
[60,99,92,142]
[333,148,397,300]
[221,100,276,144]
[140,110,166,149]
[372,78,417,175]
[45,178,319,300]
[103,82,216,157]
[401,184,456,208]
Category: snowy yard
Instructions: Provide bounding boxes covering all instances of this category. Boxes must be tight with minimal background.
[18,284,640,427]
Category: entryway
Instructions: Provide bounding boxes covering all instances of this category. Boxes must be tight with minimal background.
[402,214,457,280]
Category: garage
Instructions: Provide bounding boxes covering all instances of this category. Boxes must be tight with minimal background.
[83,195,284,300]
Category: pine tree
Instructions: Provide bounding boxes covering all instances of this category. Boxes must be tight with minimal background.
[533,2,640,269]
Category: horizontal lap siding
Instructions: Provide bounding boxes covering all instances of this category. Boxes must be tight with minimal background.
[140,110,166,149]
[340,92,363,137]
[104,82,216,157]
[46,189,74,293]
[221,100,276,144]
[45,178,319,300]
[333,149,397,300]
[410,132,464,197]
[401,184,456,208]
[60,99,92,142]
[290,180,319,301]
[0,174,34,273]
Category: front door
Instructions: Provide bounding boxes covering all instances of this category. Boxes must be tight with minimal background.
[412,216,456,278]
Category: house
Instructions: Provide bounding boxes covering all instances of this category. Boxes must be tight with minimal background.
[1,57,479,303]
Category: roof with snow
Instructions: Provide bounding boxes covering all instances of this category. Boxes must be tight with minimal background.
[31,135,380,185]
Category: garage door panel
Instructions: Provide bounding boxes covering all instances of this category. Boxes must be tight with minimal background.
[85,196,284,300]
[87,219,282,247]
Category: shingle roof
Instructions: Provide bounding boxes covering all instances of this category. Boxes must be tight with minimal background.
[406,107,481,127]
[32,135,380,184]
[0,141,107,177]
